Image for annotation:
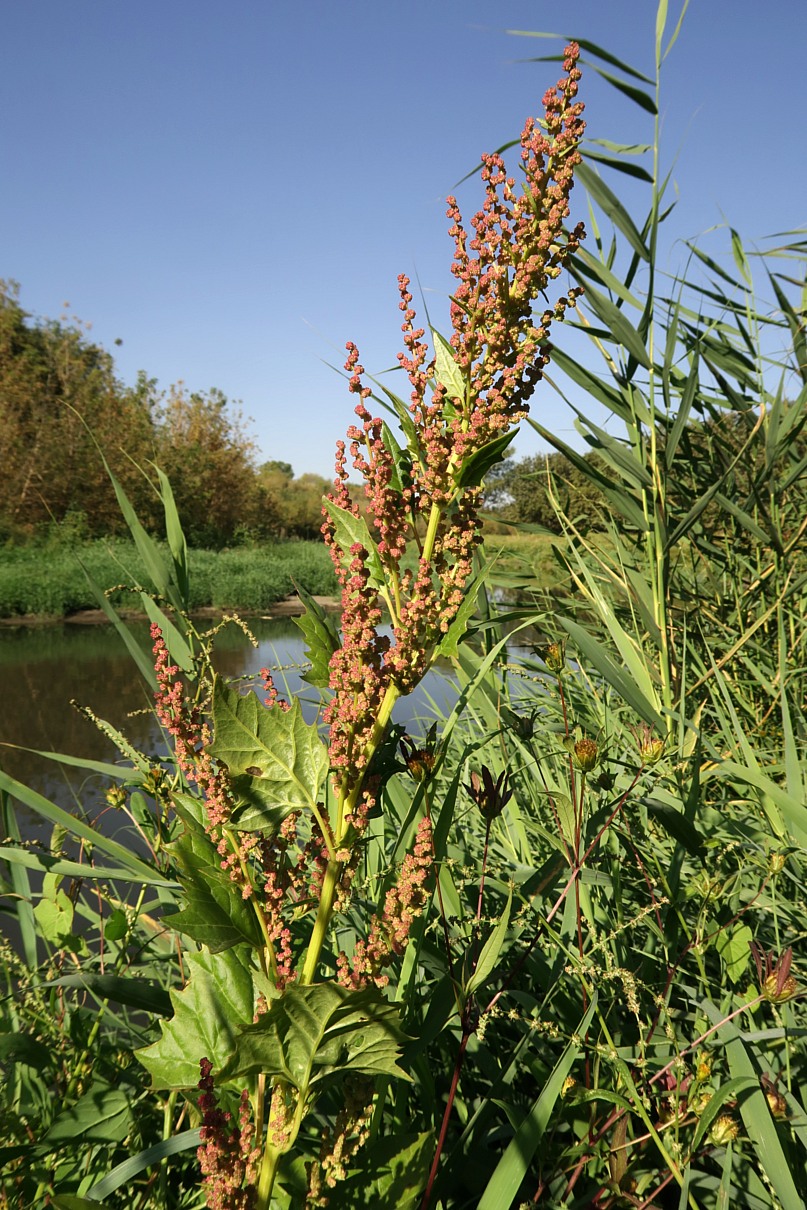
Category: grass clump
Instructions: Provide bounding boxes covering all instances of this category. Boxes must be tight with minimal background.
[0,538,338,620]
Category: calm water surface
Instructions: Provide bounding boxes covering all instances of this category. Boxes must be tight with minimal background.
[0,617,459,842]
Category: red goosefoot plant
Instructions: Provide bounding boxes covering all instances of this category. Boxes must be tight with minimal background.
[138,44,585,1209]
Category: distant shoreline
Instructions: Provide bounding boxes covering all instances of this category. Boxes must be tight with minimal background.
[0,595,341,629]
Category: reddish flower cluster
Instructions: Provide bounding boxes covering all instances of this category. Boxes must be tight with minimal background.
[197,1058,258,1210]
[322,45,584,799]
[261,666,291,711]
[151,624,238,843]
[338,815,433,989]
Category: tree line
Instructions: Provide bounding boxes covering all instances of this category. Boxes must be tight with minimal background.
[0,282,335,548]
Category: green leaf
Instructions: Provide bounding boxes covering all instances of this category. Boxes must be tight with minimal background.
[292,579,341,688]
[702,1000,805,1210]
[478,996,597,1209]
[104,908,128,941]
[546,346,635,424]
[86,1129,202,1199]
[431,326,466,404]
[46,1086,132,1144]
[644,800,704,856]
[211,679,328,827]
[560,618,665,730]
[577,162,650,263]
[0,845,175,888]
[587,62,657,113]
[570,247,644,309]
[381,420,410,494]
[33,884,74,944]
[715,924,753,985]
[508,32,654,85]
[140,594,194,674]
[153,465,190,607]
[582,148,654,182]
[0,1032,52,1069]
[575,277,651,367]
[327,1132,432,1209]
[40,973,172,1017]
[373,383,421,464]
[78,557,158,691]
[224,983,410,1092]
[53,1198,113,1210]
[454,429,517,490]
[730,227,753,286]
[691,1076,756,1154]
[322,499,385,589]
[137,948,255,1089]
[164,827,264,951]
[436,566,492,659]
[466,890,512,997]
[0,769,160,883]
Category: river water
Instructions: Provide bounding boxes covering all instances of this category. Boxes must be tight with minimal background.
[0,617,459,843]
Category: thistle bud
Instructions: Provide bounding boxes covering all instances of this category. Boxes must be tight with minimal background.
[710,1115,739,1146]
[400,733,437,783]
[544,640,566,675]
[636,724,665,766]
[751,942,798,1004]
[768,852,786,876]
[466,766,512,821]
[762,1077,787,1120]
[572,737,599,773]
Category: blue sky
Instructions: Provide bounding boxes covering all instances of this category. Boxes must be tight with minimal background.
[2,1,805,477]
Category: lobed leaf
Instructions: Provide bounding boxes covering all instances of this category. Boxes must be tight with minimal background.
[137,947,255,1089]
[224,982,410,1091]
[211,679,328,825]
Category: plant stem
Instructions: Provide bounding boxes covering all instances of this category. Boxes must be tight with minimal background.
[300,680,401,985]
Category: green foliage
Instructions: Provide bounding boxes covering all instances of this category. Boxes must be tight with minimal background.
[224,983,410,1088]
[0,536,337,619]
[211,680,329,829]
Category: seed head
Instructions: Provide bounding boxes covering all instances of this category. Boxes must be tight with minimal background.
[710,1114,739,1146]
[572,737,599,773]
[544,640,566,674]
[466,766,512,821]
[751,942,798,1004]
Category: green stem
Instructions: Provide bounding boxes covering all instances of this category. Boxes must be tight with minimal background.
[300,681,401,985]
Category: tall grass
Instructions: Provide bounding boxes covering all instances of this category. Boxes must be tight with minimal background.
[0,538,338,620]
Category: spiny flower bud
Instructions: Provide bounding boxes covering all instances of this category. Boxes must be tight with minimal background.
[400,728,437,782]
[710,1114,739,1146]
[751,942,798,1004]
[466,766,512,821]
[762,1076,788,1120]
[635,723,665,766]
[572,737,599,773]
[105,785,127,809]
[695,1052,712,1083]
[544,640,566,674]
[768,851,786,875]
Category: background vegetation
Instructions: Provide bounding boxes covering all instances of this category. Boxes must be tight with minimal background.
[0,282,339,550]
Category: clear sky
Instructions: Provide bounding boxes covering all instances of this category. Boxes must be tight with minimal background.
[2,1,805,477]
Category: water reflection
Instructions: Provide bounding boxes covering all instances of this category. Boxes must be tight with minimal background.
[0,618,458,841]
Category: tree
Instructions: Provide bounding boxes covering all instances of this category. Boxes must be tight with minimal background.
[0,281,157,538]
[154,383,261,547]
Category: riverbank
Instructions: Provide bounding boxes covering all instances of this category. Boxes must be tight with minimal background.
[0,532,562,623]
[0,537,339,622]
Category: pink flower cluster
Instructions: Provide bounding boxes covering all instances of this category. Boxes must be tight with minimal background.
[197,1057,258,1210]
[337,816,434,989]
[322,45,584,798]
